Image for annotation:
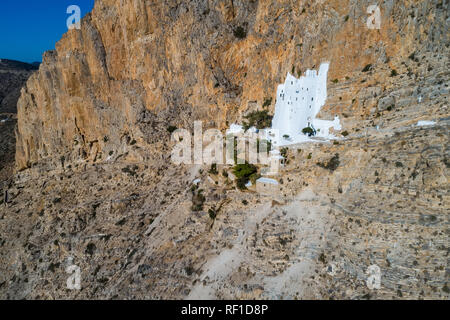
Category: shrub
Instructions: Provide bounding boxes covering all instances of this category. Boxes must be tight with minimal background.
[184,265,195,276]
[236,176,248,190]
[362,64,372,72]
[208,208,217,220]
[192,190,206,212]
[249,172,261,184]
[233,26,247,39]
[390,69,398,77]
[233,163,257,190]
[167,125,177,133]
[341,131,349,137]
[319,253,326,264]
[317,153,340,172]
[280,147,288,158]
[332,79,339,83]
[262,97,272,108]
[243,110,273,130]
[233,163,257,179]
[302,127,315,136]
[408,52,419,62]
[122,165,138,176]
[208,163,218,175]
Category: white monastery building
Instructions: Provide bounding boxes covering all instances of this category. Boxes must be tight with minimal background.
[268,62,341,146]
[224,62,342,177]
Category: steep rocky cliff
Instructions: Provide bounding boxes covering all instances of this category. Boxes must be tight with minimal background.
[1,0,448,299]
[16,0,448,169]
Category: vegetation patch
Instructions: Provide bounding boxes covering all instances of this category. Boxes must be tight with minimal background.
[242,110,273,130]
[262,97,273,108]
[233,26,247,39]
[191,185,206,212]
[85,243,96,256]
[302,127,315,136]
[208,208,217,220]
[362,64,373,72]
[233,163,258,190]
[167,125,177,133]
[208,163,218,175]
[122,165,138,176]
[317,153,340,172]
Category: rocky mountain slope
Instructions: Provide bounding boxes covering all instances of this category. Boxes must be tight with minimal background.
[0,59,38,114]
[0,59,37,184]
[0,0,448,299]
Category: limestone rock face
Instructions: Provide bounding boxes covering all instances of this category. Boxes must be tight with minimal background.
[16,0,448,170]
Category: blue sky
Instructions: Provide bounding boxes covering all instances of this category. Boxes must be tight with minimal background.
[0,0,95,63]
